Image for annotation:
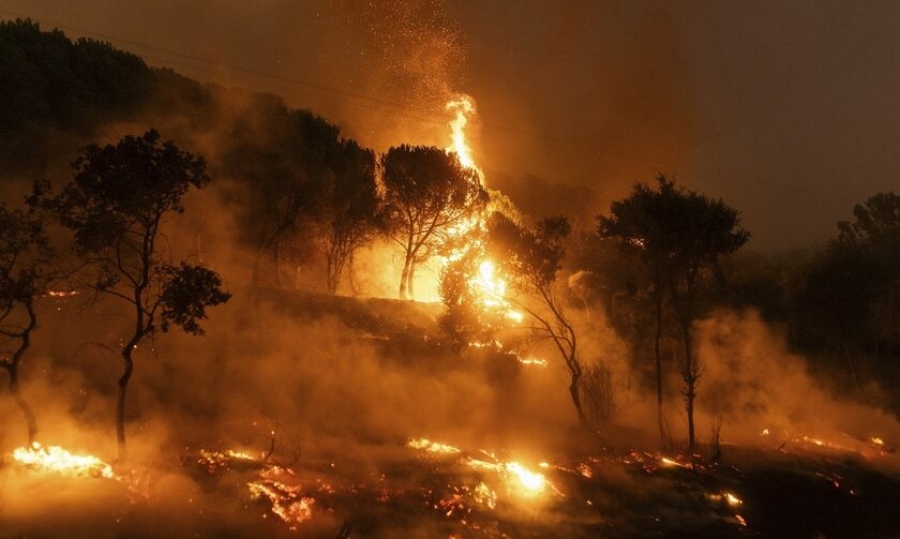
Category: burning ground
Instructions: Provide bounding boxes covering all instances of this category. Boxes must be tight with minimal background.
[2,291,900,539]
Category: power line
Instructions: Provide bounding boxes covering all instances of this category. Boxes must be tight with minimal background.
[0,9,863,206]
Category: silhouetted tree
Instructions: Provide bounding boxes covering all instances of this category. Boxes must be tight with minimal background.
[381,145,487,299]
[222,101,339,286]
[488,213,595,428]
[600,176,749,450]
[0,203,52,446]
[319,139,382,294]
[794,192,900,399]
[32,130,230,460]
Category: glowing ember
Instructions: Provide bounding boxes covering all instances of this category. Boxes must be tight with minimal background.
[46,290,79,297]
[248,477,315,529]
[12,442,113,478]
[709,491,743,507]
[660,456,690,469]
[473,481,498,509]
[407,437,462,454]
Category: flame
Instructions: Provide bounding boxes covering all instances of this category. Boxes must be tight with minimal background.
[466,457,552,497]
[505,462,546,492]
[407,437,462,454]
[518,357,548,367]
[446,96,481,175]
[12,442,113,478]
[709,491,743,507]
[440,95,524,329]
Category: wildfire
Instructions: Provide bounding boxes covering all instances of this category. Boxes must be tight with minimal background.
[12,442,114,478]
[442,95,525,329]
[446,96,481,175]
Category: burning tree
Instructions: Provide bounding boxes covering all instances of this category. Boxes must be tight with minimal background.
[599,176,749,450]
[381,145,488,300]
[486,212,596,429]
[0,203,52,446]
[32,130,231,460]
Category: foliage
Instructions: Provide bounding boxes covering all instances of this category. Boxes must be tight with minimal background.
[159,263,232,335]
[0,19,152,134]
[381,145,487,299]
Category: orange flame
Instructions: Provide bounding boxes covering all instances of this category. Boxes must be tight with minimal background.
[446,95,481,175]
[12,442,114,478]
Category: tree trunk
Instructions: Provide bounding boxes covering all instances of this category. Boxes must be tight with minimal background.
[8,365,38,446]
[568,368,589,429]
[679,302,698,452]
[654,293,666,447]
[327,248,340,294]
[399,255,412,299]
[408,261,417,300]
[116,349,134,462]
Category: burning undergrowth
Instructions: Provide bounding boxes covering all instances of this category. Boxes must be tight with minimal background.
[10,423,897,538]
[3,293,900,537]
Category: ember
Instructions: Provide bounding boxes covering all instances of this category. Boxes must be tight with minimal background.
[248,468,315,529]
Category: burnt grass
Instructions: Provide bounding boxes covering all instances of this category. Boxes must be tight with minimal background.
[3,290,900,538]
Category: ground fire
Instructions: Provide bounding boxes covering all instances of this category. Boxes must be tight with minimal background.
[3,17,900,538]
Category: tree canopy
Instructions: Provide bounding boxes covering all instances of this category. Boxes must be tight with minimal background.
[381,145,487,299]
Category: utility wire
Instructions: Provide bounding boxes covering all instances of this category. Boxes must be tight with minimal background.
[0,8,861,206]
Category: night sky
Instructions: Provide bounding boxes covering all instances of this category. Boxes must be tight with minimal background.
[3,0,899,251]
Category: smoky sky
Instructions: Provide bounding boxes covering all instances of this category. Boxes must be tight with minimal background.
[3,0,900,250]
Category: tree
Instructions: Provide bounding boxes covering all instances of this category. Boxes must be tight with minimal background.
[381,145,487,299]
[32,130,230,460]
[487,212,595,428]
[318,139,382,294]
[222,101,340,286]
[0,203,52,446]
[599,176,748,450]
[793,192,900,399]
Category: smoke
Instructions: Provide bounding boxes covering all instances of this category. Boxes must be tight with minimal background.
[694,309,900,449]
